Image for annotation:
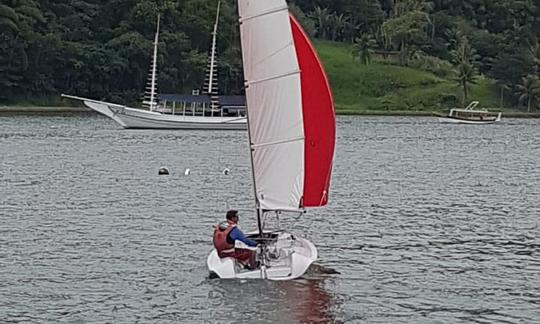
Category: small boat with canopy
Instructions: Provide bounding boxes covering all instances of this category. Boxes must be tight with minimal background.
[438,101,502,124]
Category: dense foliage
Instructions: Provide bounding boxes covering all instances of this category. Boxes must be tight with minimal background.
[1,0,539,110]
[0,0,242,105]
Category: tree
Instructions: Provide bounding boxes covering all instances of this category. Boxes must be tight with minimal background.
[352,34,376,65]
[0,4,19,34]
[329,13,349,41]
[451,35,478,104]
[495,80,510,108]
[382,10,430,65]
[311,6,332,39]
[516,75,540,112]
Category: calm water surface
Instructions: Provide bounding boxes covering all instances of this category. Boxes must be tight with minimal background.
[0,113,539,323]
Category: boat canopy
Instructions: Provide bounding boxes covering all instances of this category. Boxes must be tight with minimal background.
[158,94,246,107]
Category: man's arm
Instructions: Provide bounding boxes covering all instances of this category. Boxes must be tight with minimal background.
[229,227,257,247]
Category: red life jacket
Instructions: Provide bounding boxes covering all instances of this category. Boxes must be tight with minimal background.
[213,221,236,258]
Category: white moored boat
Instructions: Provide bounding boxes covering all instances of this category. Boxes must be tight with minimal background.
[438,101,502,124]
[207,0,336,280]
[63,5,247,131]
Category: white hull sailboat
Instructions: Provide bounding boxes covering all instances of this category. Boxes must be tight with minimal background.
[207,0,336,280]
[63,6,247,131]
[208,231,318,280]
[62,95,247,130]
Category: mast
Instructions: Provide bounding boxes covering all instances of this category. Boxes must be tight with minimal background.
[150,14,160,111]
[237,3,263,236]
[204,1,221,116]
[143,14,160,111]
[246,91,263,236]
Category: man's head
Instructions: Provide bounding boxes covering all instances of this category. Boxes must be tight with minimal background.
[226,210,239,223]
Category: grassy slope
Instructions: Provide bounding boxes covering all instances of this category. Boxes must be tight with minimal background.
[314,40,499,113]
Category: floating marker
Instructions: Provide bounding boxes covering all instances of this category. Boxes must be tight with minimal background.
[158,167,169,175]
[184,168,191,176]
[223,168,230,175]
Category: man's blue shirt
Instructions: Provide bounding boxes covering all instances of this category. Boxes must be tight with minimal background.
[229,227,257,247]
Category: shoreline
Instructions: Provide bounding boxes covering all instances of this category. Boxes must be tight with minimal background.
[1,106,539,118]
[0,106,89,112]
[337,110,540,118]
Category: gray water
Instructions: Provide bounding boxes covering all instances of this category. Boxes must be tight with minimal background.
[0,113,539,323]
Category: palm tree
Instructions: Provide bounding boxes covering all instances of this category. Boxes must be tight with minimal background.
[496,80,510,109]
[527,36,540,75]
[310,7,331,39]
[329,13,349,41]
[352,34,376,65]
[451,35,478,105]
[454,61,477,104]
[0,4,19,34]
[516,75,540,112]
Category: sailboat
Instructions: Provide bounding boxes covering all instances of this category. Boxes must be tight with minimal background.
[63,5,247,130]
[207,0,336,280]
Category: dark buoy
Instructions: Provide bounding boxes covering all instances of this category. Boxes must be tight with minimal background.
[158,167,169,175]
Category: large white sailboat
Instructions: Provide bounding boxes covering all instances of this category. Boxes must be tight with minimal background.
[207,0,336,280]
[63,4,247,130]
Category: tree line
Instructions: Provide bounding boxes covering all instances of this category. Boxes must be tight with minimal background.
[1,0,539,110]
[300,0,540,111]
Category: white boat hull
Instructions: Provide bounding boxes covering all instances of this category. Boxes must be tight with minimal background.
[83,101,128,127]
[62,95,247,130]
[108,105,247,130]
[207,231,317,280]
[438,115,501,124]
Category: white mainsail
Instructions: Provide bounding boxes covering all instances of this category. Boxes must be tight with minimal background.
[238,0,305,211]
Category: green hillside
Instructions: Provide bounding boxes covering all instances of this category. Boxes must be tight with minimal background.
[315,41,500,114]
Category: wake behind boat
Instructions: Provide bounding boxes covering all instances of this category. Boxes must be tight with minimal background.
[438,101,502,124]
[207,0,336,280]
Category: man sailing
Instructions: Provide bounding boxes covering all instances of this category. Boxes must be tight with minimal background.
[213,210,258,270]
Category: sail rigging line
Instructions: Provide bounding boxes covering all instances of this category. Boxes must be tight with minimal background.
[251,136,303,149]
[245,69,300,86]
[238,5,288,23]
[245,86,264,237]
[249,41,293,69]
[238,36,264,239]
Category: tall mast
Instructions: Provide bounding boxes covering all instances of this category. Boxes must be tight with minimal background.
[143,14,160,111]
[245,94,263,236]
[204,1,221,116]
[149,14,160,111]
[237,4,263,236]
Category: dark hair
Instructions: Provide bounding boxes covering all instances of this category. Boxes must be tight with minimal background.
[226,210,238,220]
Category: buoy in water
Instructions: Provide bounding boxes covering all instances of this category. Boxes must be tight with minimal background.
[158,167,169,175]
[223,168,230,175]
[184,168,191,176]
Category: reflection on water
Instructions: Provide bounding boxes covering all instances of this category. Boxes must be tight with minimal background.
[208,273,340,324]
[1,113,539,323]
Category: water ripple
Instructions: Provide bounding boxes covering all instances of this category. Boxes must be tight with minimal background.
[0,114,539,323]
